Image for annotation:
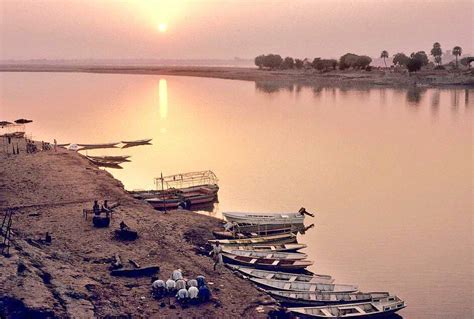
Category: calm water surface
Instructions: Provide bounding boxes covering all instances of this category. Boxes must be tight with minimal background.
[1,73,472,319]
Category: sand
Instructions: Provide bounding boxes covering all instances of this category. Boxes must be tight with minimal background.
[1,64,473,88]
[0,137,276,318]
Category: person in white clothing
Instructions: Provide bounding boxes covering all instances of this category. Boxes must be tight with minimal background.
[171,269,183,281]
[187,279,198,288]
[188,286,199,304]
[210,242,223,271]
[165,279,176,295]
[176,288,189,304]
[176,279,186,290]
[151,279,165,298]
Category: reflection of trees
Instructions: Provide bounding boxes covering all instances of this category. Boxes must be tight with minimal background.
[450,90,460,109]
[466,89,471,108]
[406,87,426,106]
[255,81,293,94]
[430,90,440,114]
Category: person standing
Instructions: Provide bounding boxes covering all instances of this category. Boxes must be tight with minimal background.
[54,139,57,152]
[210,242,223,271]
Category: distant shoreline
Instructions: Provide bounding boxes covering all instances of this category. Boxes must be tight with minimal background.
[1,64,473,88]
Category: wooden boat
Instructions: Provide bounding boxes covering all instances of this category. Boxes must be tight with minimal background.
[227,265,334,284]
[287,296,406,318]
[146,189,217,210]
[223,249,307,260]
[57,143,70,147]
[121,138,152,144]
[266,290,390,306]
[209,233,297,245]
[221,243,307,252]
[87,157,123,169]
[131,184,219,200]
[222,253,313,271]
[222,207,313,225]
[77,142,119,148]
[224,222,306,236]
[110,265,160,277]
[88,155,131,162]
[249,278,358,293]
[14,118,33,124]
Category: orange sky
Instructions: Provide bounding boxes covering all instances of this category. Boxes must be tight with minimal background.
[0,0,472,60]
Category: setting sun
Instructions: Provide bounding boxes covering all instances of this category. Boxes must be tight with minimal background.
[158,23,167,33]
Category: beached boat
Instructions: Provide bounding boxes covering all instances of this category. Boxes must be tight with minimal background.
[209,233,297,245]
[110,265,160,277]
[287,296,406,318]
[121,138,152,144]
[249,278,358,293]
[221,243,307,252]
[227,265,334,284]
[77,142,119,148]
[222,253,313,271]
[266,290,390,306]
[86,157,123,169]
[223,222,307,236]
[223,249,307,260]
[88,155,131,163]
[146,188,218,210]
[222,207,313,225]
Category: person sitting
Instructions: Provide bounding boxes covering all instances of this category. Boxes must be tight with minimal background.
[196,275,206,288]
[176,288,189,305]
[188,286,199,304]
[187,278,198,288]
[165,279,176,296]
[93,200,100,216]
[119,221,129,231]
[171,269,183,281]
[198,284,211,303]
[176,279,186,291]
[151,279,166,299]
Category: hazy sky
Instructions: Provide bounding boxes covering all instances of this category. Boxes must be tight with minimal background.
[0,0,472,60]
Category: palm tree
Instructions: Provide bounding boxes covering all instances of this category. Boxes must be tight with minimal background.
[431,42,442,66]
[452,46,462,68]
[380,50,389,67]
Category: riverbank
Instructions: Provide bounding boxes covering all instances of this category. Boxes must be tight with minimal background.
[1,64,473,88]
[0,138,275,318]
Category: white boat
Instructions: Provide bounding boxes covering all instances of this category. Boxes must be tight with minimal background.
[222,253,313,271]
[222,207,313,225]
[221,243,307,252]
[288,296,406,318]
[209,233,297,245]
[250,277,358,293]
[266,290,390,306]
[227,265,334,284]
[223,249,307,260]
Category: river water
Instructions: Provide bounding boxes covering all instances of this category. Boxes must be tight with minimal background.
[1,72,472,319]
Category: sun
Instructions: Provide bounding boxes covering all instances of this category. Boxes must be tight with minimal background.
[157,23,168,33]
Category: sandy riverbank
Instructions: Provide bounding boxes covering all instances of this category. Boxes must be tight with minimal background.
[1,64,473,88]
[0,138,276,318]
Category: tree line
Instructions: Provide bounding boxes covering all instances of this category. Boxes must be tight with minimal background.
[255,43,467,73]
[254,53,371,71]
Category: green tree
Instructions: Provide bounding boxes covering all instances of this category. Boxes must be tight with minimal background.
[393,53,410,66]
[295,59,304,69]
[410,51,429,66]
[281,57,295,69]
[452,46,462,68]
[380,50,389,67]
[254,55,265,69]
[431,42,442,66]
[406,57,422,73]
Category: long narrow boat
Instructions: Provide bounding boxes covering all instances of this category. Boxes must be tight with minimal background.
[223,249,307,260]
[87,157,123,169]
[267,290,390,306]
[287,296,406,318]
[223,211,306,225]
[209,233,297,245]
[77,142,119,148]
[222,253,313,271]
[121,138,152,144]
[227,265,334,284]
[221,243,307,252]
[249,277,358,293]
[223,222,307,237]
[146,189,217,210]
[88,155,131,162]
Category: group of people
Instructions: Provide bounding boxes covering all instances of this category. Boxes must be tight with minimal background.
[151,269,212,306]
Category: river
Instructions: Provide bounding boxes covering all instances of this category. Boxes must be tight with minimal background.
[1,72,472,319]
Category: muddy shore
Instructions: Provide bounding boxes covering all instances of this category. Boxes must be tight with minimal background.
[1,64,473,88]
[0,138,275,318]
